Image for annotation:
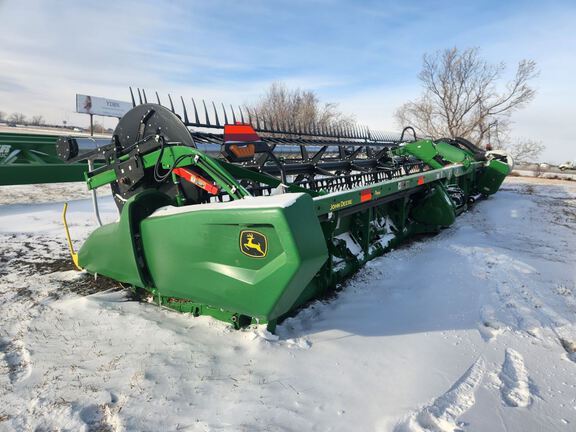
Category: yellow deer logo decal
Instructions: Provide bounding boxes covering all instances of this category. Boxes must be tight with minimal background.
[240,230,267,258]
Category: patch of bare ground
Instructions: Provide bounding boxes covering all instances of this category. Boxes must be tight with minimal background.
[505,176,576,187]
[12,258,123,298]
[0,232,122,298]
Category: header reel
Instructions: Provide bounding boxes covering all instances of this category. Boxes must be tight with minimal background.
[58,90,426,210]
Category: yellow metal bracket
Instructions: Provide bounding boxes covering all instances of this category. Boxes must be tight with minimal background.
[62,203,81,270]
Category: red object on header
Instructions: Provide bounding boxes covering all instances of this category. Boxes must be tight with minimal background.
[173,168,219,195]
[224,123,261,143]
[417,176,425,185]
[360,189,372,203]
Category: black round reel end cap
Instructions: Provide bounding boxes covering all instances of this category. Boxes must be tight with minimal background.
[112,103,195,150]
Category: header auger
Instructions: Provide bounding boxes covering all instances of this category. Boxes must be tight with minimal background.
[57,89,512,331]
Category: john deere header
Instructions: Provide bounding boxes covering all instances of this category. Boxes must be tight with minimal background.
[57,88,512,331]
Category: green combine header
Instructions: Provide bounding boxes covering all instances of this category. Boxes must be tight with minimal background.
[58,89,512,331]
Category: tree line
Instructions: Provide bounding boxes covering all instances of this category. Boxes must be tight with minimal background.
[0,111,46,126]
[0,111,109,133]
[247,48,543,163]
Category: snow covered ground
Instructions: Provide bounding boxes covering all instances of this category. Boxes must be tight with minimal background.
[0,178,575,432]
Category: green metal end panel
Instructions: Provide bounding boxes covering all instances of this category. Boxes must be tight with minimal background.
[139,193,329,321]
[478,159,511,195]
[78,190,170,287]
[78,217,145,287]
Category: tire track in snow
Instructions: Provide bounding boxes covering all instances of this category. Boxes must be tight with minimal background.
[478,305,505,342]
[463,191,576,355]
[394,357,485,432]
[0,338,32,384]
[499,348,531,408]
[79,393,125,432]
[558,335,576,363]
[458,244,575,345]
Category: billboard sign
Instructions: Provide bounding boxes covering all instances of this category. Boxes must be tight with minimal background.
[76,94,132,118]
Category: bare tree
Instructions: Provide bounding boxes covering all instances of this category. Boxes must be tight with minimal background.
[395,48,538,146]
[92,122,107,134]
[248,82,355,132]
[9,112,26,124]
[0,111,5,122]
[30,115,45,126]
[503,138,545,163]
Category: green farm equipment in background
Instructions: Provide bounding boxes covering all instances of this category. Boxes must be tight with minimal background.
[58,89,512,331]
[0,132,107,185]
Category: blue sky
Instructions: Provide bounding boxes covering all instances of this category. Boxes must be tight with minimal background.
[0,0,574,162]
